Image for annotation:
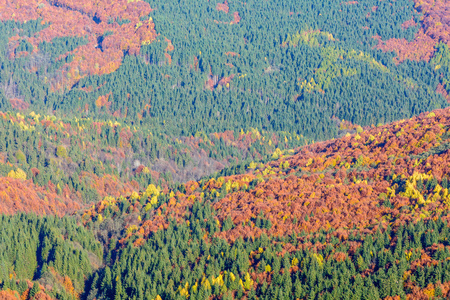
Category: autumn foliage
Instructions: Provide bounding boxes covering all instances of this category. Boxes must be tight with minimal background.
[9,98,29,111]
[83,107,450,246]
[374,0,450,63]
[215,0,240,24]
[216,1,229,14]
[0,177,80,216]
[0,0,157,89]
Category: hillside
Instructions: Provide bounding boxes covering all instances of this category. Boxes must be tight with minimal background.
[3,109,450,299]
[0,0,156,90]
[0,111,306,215]
[3,0,450,299]
[82,107,450,241]
[0,0,448,143]
[1,0,450,212]
[66,107,450,299]
[374,0,450,63]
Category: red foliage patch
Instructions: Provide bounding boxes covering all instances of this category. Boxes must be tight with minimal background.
[80,172,137,199]
[30,168,40,177]
[373,31,436,63]
[216,1,229,13]
[401,17,417,30]
[225,52,240,57]
[232,11,241,24]
[9,98,29,110]
[164,38,175,52]
[134,165,145,175]
[218,74,234,86]
[164,52,172,65]
[95,92,112,108]
[333,252,348,261]
[436,83,450,102]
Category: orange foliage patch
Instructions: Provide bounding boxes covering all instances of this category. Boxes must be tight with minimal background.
[9,98,29,110]
[63,276,76,297]
[80,172,137,199]
[342,1,358,5]
[373,31,436,63]
[164,38,175,52]
[402,281,450,299]
[164,52,172,65]
[1,0,157,90]
[44,267,77,297]
[0,290,20,300]
[333,252,348,262]
[225,51,240,57]
[436,83,450,102]
[231,11,241,24]
[218,74,234,86]
[95,92,112,108]
[34,292,53,300]
[0,177,80,216]
[401,17,417,30]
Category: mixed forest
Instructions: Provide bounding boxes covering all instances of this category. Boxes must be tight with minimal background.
[1,0,450,299]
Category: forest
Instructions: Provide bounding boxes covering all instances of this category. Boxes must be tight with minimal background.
[1,0,450,299]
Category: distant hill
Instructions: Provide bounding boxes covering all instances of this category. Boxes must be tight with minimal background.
[0,0,448,143]
[1,0,156,89]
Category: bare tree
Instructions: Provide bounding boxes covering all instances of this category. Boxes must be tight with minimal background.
[1,76,20,99]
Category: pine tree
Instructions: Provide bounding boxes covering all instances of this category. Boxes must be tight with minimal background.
[18,280,28,295]
[114,277,123,300]
[30,282,40,298]
[416,266,425,288]
[101,266,113,298]
[435,284,443,297]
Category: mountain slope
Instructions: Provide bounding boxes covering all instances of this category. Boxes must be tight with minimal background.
[0,111,306,216]
[71,107,450,299]
[86,107,450,242]
[3,0,450,299]
[0,0,448,145]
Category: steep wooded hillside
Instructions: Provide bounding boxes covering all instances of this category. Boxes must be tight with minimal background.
[3,108,450,299]
[72,107,450,299]
[0,214,102,300]
[81,107,450,241]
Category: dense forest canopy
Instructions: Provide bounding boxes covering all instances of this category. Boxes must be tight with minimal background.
[0,0,449,139]
[2,0,450,299]
[0,0,447,206]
